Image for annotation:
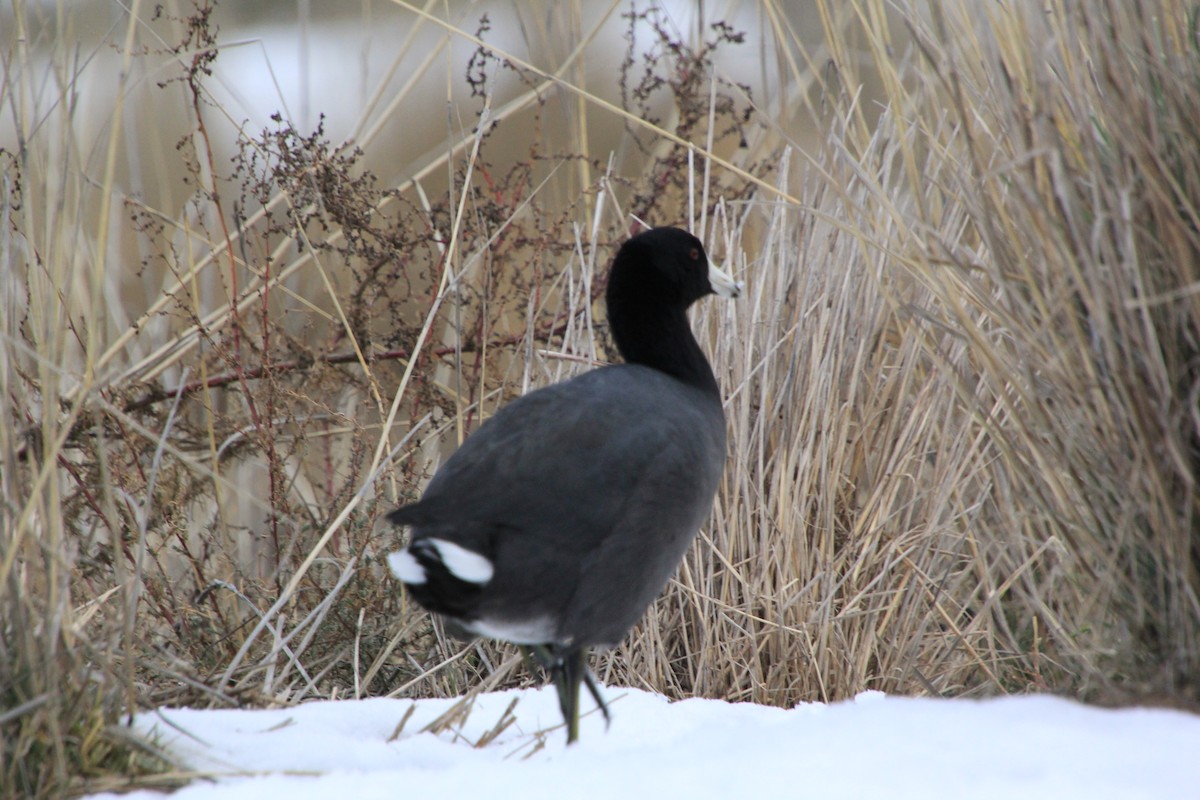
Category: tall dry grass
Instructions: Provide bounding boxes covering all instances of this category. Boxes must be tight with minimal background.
[2,0,1199,794]
[611,0,1200,707]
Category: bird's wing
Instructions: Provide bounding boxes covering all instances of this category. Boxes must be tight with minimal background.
[390,367,720,553]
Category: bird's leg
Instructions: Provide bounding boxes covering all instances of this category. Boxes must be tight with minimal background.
[524,644,556,669]
[557,649,586,744]
[520,642,609,743]
[520,644,552,673]
[523,645,610,742]
[581,667,611,729]
[521,645,574,740]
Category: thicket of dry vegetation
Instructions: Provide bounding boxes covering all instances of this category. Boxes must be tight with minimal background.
[3,0,1198,795]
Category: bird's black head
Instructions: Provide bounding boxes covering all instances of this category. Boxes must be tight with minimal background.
[606,227,732,312]
[603,227,740,391]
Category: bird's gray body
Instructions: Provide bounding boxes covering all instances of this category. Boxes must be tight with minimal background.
[388,226,737,744]
[390,363,725,648]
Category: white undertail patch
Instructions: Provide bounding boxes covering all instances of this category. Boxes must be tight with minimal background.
[428,539,495,584]
[387,550,427,585]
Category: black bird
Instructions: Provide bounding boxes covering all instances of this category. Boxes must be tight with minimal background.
[387,226,739,743]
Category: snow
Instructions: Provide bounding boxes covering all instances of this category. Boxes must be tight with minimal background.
[86,686,1200,800]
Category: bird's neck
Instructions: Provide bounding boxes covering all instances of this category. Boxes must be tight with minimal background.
[609,305,720,396]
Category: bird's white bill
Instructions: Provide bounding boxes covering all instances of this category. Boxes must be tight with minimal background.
[708,262,742,298]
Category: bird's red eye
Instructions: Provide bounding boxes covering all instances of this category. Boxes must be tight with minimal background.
[689,247,700,260]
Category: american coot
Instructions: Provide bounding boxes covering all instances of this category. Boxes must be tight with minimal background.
[387,226,739,743]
